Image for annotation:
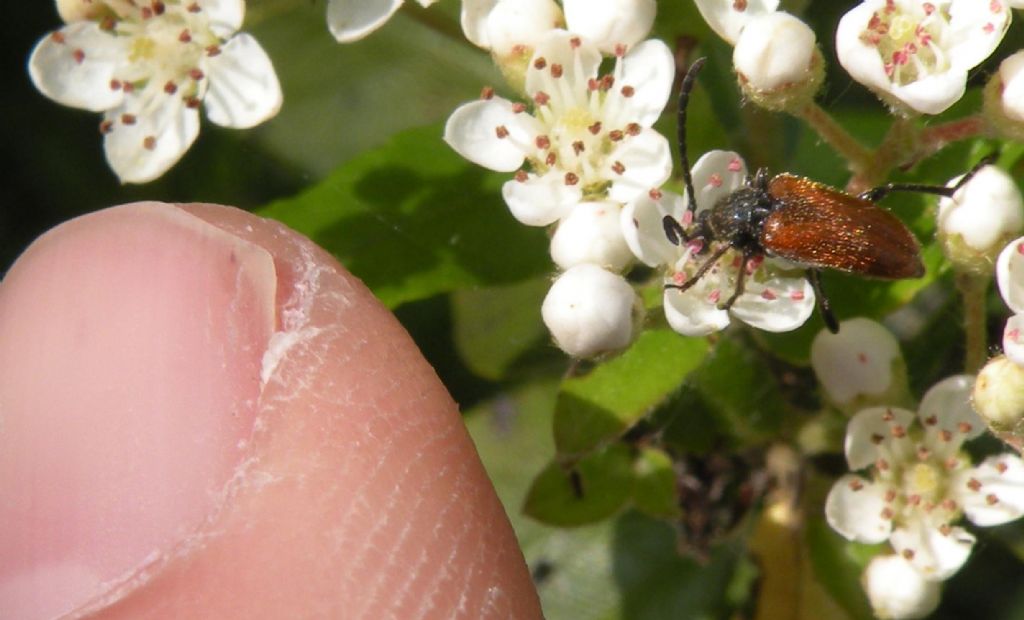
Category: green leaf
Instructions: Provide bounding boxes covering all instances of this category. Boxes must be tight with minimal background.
[631,447,681,520]
[523,444,635,527]
[257,124,551,308]
[660,335,789,452]
[451,276,552,381]
[552,329,709,456]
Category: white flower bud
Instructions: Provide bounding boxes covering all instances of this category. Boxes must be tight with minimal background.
[862,555,941,620]
[974,355,1024,430]
[550,202,633,271]
[938,166,1024,274]
[732,12,823,111]
[461,0,563,56]
[541,265,639,357]
[985,51,1024,142]
[997,237,1024,315]
[562,0,656,54]
[694,0,780,45]
[810,318,906,410]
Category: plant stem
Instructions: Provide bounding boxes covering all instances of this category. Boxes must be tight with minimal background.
[917,115,987,160]
[956,271,990,375]
[795,102,873,175]
[847,116,918,193]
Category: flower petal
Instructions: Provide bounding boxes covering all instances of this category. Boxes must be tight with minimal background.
[524,31,601,106]
[810,317,901,406]
[888,69,969,116]
[997,237,1024,314]
[844,406,916,471]
[28,23,126,112]
[459,0,498,48]
[562,0,655,54]
[663,286,730,337]
[729,272,814,332]
[605,129,673,204]
[444,98,537,172]
[953,454,1024,527]
[1005,314,1024,367]
[690,150,747,214]
[550,201,633,271]
[203,34,282,129]
[946,0,1010,71]
[327,0,404,43]
[620,190,685,267]
[501,171,581,226]
[824,474,893,544]
[611,39,674,128]
[918,375,985,459]
[694,0,780,44]
[201,0,246,37]
[103,97,200,184]
[473,0,563,56]
[890,521,974,581]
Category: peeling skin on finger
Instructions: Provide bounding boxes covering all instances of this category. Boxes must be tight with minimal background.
[0,202,541,620]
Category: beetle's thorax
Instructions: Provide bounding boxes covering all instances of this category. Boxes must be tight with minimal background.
[703,169,778,254]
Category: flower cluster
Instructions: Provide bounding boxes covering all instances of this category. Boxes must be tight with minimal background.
[444,3,673,357]
[30,0,282,183]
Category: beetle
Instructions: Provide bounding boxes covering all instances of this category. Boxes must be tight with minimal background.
[664,57,993,333]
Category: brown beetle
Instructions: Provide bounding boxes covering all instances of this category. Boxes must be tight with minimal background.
[664,57,991,333]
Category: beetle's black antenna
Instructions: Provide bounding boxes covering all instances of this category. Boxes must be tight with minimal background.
[858,153,998,203]
[678,57,706,216]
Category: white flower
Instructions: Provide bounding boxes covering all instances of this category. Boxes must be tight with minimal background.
[327,0,437,43]
[460,0,563,56]
[938,165,1024,271]
[29,0,281,184]
[862,555,941,619]
[550,201,633,270]
[732,12,819,90]
[997,237,1024,366]
[825,376,1024,581]
[811,317,902,407]
[444,31,674,226]
[693,0,780,45]
[621,150,815,336]
[836,0,1010,115]
[541,264,639,357]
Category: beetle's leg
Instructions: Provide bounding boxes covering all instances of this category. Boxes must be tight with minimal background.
[678,57,706,216]
[859,153,998,202]
[662,215,689,245]
[807,269,839,333]
[664,243,731,293]
[720,250,752,311]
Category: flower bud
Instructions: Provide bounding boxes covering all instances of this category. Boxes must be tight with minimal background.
[862,555,941,620]
[541,265,639,357]
[461,0,563,55]
[694,0,780,45]
[550,202,633,271]
[984,50,1024,141]
[733,12,823,112]
[810,318,910,413]
[997,237,1024,314]
[938,166,1024,275]
[461,0,563,93]
[562,0,656,55]
[973,355,1024,431]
